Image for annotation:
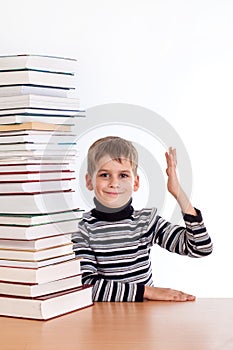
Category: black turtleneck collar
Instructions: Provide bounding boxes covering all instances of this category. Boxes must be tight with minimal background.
[91,197,134,221]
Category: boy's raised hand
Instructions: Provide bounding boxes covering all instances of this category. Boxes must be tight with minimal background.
[165,147,197,216]
[165,147,180,199]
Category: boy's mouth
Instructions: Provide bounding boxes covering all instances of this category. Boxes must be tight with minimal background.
[104,191,122,196]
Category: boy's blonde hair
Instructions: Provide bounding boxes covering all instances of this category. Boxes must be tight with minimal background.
[87,136,138,177]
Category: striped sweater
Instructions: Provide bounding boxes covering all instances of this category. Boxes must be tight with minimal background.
[72,202,212,302]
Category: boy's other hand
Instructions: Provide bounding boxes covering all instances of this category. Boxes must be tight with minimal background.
[144,286,196,302]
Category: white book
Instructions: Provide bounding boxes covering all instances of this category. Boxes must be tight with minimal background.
[0,274,82,297]
[0,114,85,125]
[0,242,74,261]
[0,150,77,158]
[0,108,82,116]
[0,94,80,110]
[0,85,77,98]
[0,234,72,250]
[0,143,77,151]
[0,70,75,89]
[0,131,77,143]
[0,158,76,165]
[0,208,83,226]
[0,54,77,74]
[0,285,93,320]
[0,163,73,172]
[0,257,81,283]
[0,179,75,193]
[0,121,72,132]
[0,117,76,126]
[0,218,80,239]
[0,171,75,181]
[0,252,75,268]
[0,190,76,214]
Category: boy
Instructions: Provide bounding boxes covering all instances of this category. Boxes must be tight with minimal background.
[72,136,212,302]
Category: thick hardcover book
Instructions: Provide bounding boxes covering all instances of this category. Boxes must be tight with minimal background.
[0,274,82,297]
[0,208,83,226]
[0,242,74,261]
[0,122,71,132]
[0,258,81,283]
[0,115,76,125]
[0,108,82,117]
[0,171,75,181]
[0,131,77,143]
[0,285,93,320]
[0,95,79,110]
[0,163,73,172]
[0,234,72,250]
[0,158,76,165]
[0,179,75,193]
[0,190,76,214]
[0,274,82,298]
[0,85,76,98]
[0,218,81,239]
[0,54,77,74]
[0,143,77,152]
[0,70,75,89]
[0,151,76,160]
[0,253,75,268]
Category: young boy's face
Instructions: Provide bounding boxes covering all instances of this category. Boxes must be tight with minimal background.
[86,155,139,208]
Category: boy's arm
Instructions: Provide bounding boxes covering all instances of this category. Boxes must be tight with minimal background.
[72,227,145,302]
[162,147,212,256]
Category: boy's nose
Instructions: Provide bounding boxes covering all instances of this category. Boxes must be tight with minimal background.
[109,176,120,188]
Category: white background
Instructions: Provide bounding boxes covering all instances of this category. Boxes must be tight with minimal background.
[0,0,232,297]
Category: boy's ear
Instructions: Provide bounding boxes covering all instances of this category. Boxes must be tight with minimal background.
[133,175,140,192]
[85,173,94,191]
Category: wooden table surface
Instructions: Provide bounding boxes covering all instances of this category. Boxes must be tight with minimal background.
[1,298,233,350]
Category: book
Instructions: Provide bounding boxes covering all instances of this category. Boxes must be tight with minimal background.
[0,114,76,125]
[0,258,81,283]
[0,234,72,250]
[0,95,80,111]
[0,285,93,320]
[0,108,82,117]
[0,171,75,181]
[0,241,74,260]
[0,253,75,268]
[0,151,77,159]
[0,190,76,214]
[0,131,77,143]
[0,85,76,98]
[0,208,83,226]
[0,54,77,74]
[0,144,77,153]
[0,179,75,193]
[0,274,82,297]
[0,242,74,261]
[0,70,75,89]
[0,122,71,132]
[0,163,73,172]
[0,218,80,239]
[0,157,76,164]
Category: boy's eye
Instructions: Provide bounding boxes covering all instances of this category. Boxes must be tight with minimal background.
[99,173,109,177]
[120,173,129,178]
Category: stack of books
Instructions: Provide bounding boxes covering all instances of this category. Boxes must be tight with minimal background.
[0,54,93,320]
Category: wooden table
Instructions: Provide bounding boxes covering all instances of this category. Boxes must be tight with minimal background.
[1,299,233,350]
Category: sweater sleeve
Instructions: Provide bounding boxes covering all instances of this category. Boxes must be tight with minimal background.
[72,225,145,302]
[153,208,213,257]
